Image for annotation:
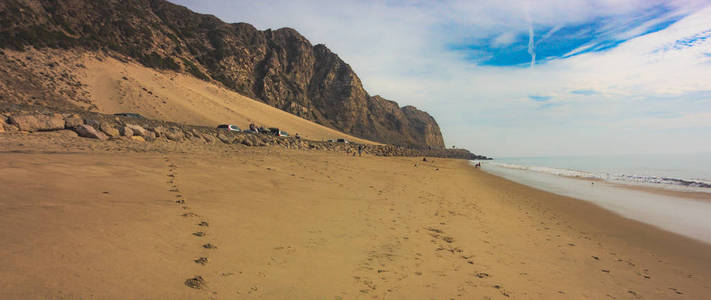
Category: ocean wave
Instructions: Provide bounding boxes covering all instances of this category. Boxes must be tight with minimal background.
[479,161,711,189]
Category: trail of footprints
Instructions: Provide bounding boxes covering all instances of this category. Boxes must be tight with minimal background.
[162,156,217,291]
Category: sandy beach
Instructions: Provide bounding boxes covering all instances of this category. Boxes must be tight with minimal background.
[1,134,710,299]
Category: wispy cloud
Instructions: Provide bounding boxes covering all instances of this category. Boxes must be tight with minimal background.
[571,90,598,96]
[529,95,552,101]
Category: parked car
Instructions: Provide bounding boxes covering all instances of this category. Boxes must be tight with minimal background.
[114,113,145,119]
[336,138,349,143]
[268,127,289,137]
[243,129,258,134]
[216,124,241,132]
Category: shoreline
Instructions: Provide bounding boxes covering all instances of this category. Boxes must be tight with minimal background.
[1,140,710,298]
[476,159,711,196]
[471,161,711,257]
[478,161,711,245]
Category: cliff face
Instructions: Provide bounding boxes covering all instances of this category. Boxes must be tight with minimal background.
[0,0,445,148]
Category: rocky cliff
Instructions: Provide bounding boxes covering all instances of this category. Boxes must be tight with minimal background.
[0,0,445,148]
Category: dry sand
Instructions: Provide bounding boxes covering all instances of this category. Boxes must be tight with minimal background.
[1,134,710,299]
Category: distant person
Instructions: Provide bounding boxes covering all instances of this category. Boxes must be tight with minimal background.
[358,145,363,157]
[249,123,256,131]
[295,133,301,139]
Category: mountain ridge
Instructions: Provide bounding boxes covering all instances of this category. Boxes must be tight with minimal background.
[0,0,445,148]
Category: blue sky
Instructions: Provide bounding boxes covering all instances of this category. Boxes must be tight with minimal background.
[451,3,686,67]
[172,0,711,157]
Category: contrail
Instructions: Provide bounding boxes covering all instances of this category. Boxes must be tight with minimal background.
[524,5,535,68]
[528,24,535,67]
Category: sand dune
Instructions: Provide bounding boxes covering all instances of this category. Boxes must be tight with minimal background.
[77,53,375,144]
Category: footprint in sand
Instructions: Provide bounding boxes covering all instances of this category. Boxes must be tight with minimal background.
[193,231,205,237]
[203,243,217,249]
[198,221,209,227]
[185,276,205,289]
[194,257,209,265]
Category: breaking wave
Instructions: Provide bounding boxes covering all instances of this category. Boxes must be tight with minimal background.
[483,161,711,189]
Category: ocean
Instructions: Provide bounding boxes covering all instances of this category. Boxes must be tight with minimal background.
[472,153,711,244]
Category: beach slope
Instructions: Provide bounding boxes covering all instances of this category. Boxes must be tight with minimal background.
[1,142,710,299]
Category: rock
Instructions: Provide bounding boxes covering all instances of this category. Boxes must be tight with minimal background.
[217,132,235,144]
[241,138,254,147]
[99,123,120,138]
[202,133,215,143]
[131,136,146,142]
[231,134,244,144]
[10,114,65,132]
[152,126,166,137]
[165,128,184,141]
[74,124,108,140]
[119,125,133,137]
[126,124,149,137]
[63,115,84,128]
[144,131,156,141]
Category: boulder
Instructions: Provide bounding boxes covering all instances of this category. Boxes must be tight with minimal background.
[63,115,84,128]
[217,132,235,144]
[131,136,146,142]
[10,114,65,132]
[120,125,134,137]
[74,124,108,140]
[152,126,166,137]
[144,131,156,141]
[202,133,215,143]
[231,134,244,144]
[100,123,120,138]
[165,128,184,141]
[126,124,149,137]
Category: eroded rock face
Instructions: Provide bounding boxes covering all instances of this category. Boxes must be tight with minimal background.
[0,0,444,149]
[9,114,65,132]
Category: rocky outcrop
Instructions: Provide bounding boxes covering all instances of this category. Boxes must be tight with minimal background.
[0,0,445,148]
[9,114,64,131]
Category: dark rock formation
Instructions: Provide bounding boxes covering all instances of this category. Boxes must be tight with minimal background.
[0,0,445,148]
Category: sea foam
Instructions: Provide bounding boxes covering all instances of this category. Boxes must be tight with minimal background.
[481,161,711,190]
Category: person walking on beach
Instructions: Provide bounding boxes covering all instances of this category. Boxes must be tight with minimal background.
[358,145,363,157]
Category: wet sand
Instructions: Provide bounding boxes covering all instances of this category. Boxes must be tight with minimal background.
[1,141,710,299]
